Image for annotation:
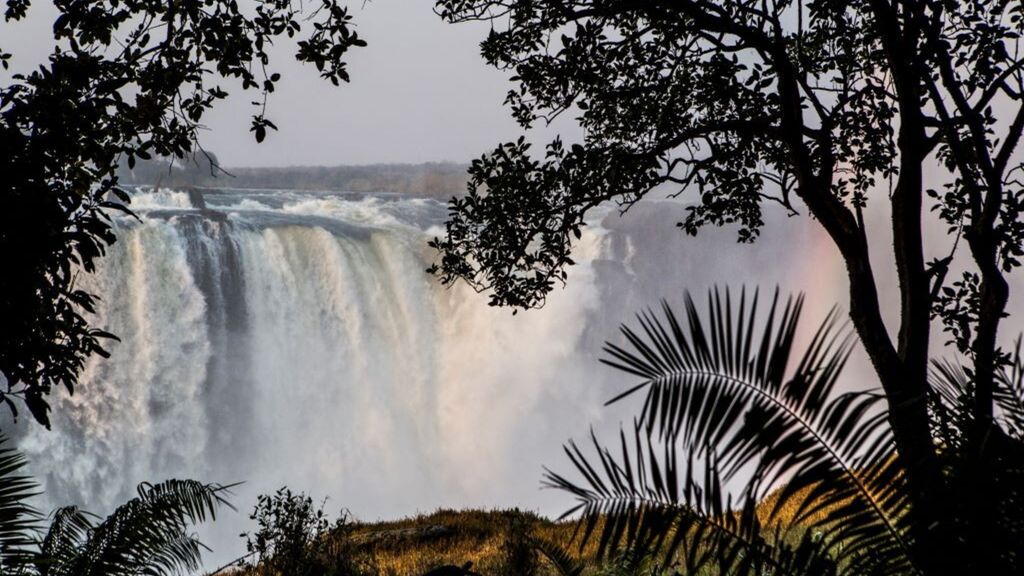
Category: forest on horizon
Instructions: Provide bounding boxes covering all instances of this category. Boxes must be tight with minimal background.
[118,155,469,199]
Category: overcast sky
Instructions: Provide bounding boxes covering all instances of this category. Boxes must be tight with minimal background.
[203,2,535,167]
[4,2,577,167]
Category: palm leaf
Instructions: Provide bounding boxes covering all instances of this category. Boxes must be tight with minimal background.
[35,506,95,576]
[532,538,584,576]
[995,338,1024,437]
[60,479,233,576]
[547,288,913,575]
[545,423,841,575]
[930,342,1024,444]
[0,433,41,574]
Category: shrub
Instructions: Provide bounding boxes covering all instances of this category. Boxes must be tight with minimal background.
[242,487,374,576]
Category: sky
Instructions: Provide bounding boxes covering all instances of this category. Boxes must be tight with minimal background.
[2,1,576,167]
[201,2,540,167]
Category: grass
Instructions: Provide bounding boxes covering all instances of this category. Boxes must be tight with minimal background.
[226,508,603,576]
[345,509,588,575]
[225,481,891,576]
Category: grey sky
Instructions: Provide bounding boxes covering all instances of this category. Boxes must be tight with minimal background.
[204,2,534,167]
[4,2,574,167]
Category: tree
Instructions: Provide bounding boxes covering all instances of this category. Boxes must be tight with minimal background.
[430,1,1024,574]
[0,434,230,576]
[0,0,365,427]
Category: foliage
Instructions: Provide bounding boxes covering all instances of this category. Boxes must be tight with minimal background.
[498,510,587,576]
[0,0,365,427]
[242,487,373,576]
[29,480,231,576]
[432,2,1024,573]
[532,538,585,576]
[589,548,656,576]
[499,512,540,576]
[230,508,601,576]
[0,434,41,573]
[926,342,1024,570]
[545,289,912,575]
[0,434,229,576]
[430,0,1023,323]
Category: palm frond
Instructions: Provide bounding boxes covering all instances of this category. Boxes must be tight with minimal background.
[36,506,94,576]
[62,479,233,576]
[547,288,913,575]
[0,433,41,573]
[930,341,1024,443]
[602,288,801,444]
[532,538,584,576]
[995,338,1024,438]
[928,339,1024,569]
[545,423,841,575]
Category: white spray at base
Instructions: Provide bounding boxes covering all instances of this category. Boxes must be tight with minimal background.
[11,189,622,559]
[9,187,850,563]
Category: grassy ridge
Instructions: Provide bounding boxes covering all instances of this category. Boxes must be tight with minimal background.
[228,495,848,576]
[343,509,587,576]
[225,474,879,576]
[229,508,596,576]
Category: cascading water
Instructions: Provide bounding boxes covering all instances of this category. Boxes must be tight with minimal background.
[6,186,853,562]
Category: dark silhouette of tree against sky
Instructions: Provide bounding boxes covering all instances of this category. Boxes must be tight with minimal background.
[430,1,1024,574]
[0,0,364,427]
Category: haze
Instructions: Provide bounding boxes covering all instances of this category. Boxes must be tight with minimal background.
[4,1,577,167]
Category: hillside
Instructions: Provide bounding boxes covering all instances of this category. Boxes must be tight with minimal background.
[222,494,844,576]
[223,509,602,576]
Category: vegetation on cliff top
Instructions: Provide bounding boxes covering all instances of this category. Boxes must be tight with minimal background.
[118,155,469,199]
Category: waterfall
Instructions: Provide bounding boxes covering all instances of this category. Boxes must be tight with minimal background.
[8,187,859,562]
[12,189,616,538]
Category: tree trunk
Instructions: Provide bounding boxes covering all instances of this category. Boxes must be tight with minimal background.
[841,251,961,576]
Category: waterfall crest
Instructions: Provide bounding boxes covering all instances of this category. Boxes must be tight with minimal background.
[16,189,612,521]
[10,187,864,564]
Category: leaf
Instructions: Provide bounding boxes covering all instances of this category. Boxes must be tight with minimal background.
[547,288,910,575]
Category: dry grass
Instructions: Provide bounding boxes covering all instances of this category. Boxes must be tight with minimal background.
[345,509,591,576]
[228,488,871,576]
[228,508,599,576]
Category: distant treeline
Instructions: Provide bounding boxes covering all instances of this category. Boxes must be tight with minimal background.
[118,153,469,199]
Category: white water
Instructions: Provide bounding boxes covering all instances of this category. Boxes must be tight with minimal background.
[9,187,849,563]
[9,189,623,559]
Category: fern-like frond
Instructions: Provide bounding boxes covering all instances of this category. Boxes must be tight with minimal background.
[930,344,1024,443]
[603,288,801,443]
[532,538,584,576]
[545,423,841,575]
[60,479,233,576]
[995,339,1024,438]
[548,289,913,575]
[0,433,41,574]
[36,506,95,576]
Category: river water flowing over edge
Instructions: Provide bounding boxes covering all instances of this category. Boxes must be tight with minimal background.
[6,187,850,564]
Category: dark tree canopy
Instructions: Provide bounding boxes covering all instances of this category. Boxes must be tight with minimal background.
[0,0,364,427]
[432,1,1024,574]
